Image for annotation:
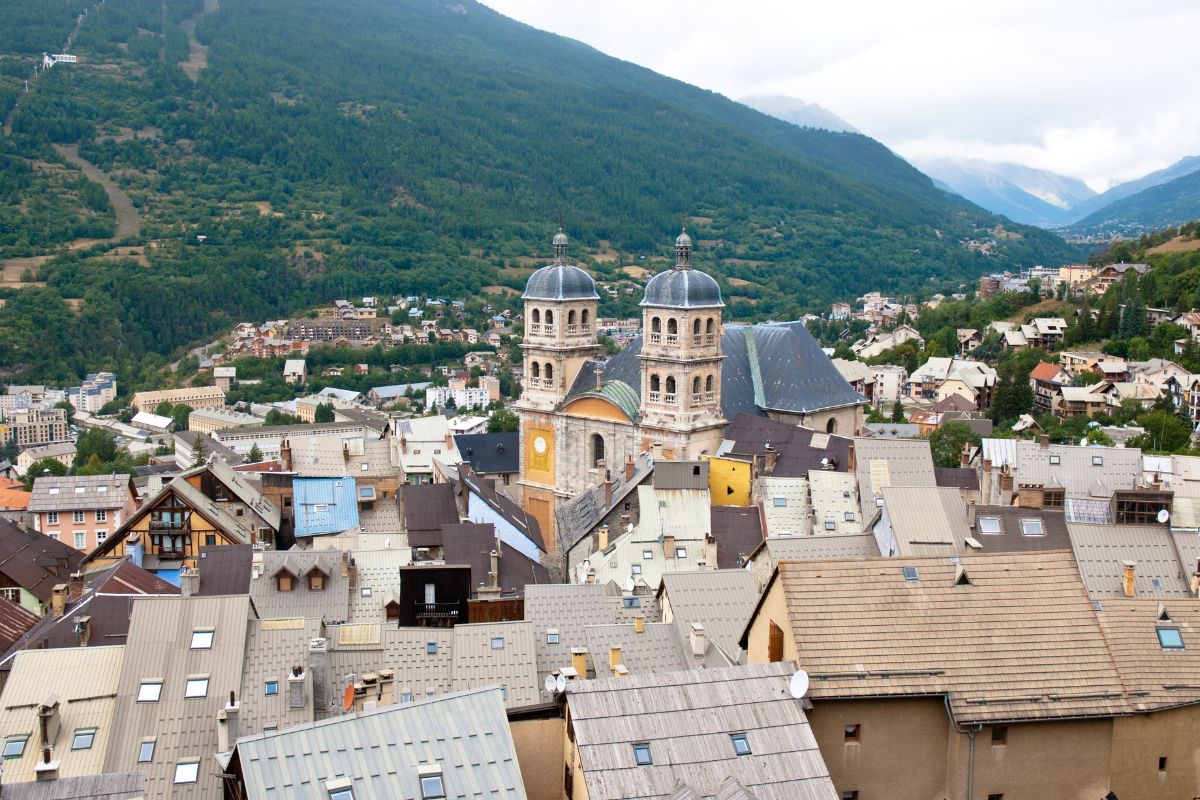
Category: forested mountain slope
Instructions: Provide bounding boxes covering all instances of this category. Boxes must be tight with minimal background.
[0,0,1078,381]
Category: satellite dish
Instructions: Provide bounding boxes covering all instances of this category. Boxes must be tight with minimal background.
[1158,509,1171,524]
[788,669,810,699]
[625,576,635,593]
[555,674,567,693]
[544,674,556,693]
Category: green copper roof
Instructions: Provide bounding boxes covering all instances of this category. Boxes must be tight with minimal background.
[570,380,640,421]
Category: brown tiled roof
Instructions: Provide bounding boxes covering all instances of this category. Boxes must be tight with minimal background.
[933,466,980,491]
[0,517,83,602]
[1096,597,1200,711]
[722,413,853,478]
[770,551,1129,723]
[195,544,254,595]
[931,394,975,413]
[440,523,549,595]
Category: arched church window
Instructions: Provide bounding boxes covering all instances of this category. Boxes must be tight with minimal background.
[581,309,590,324]
[693,318,702,335]
[650,374,660,392]
[665,376,676,394]
[826,418,837,434]
[705,374,715,392]
[531,309,540,325]
[692,376,701,395]
[544,362,554,381]
[667,318,678,335]
[568,309,577,325]
[591,434,605,467]
[545,309,554,325]
[706,317,715,334]
[651,317,661,333]
[530,362,540,378]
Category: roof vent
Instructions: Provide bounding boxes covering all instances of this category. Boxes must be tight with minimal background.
[954,564,972,586]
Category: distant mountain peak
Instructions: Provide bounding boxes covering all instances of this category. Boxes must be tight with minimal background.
[740,94,859,134]
[914,158,1096,227]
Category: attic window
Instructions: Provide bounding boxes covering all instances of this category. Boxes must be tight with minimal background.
[184,676,210,699]
[623,597,641,608]
[174,761,200,784]
[419,766,445,799]
[902,566,920,582]
[631,564,642,575]
[74,486,85,494]
[490,636,505,650]
[844,512,855,521]
[313,504,329,514]
[48,488,59,495]
[978,517,1001,535]
[676,547,688,559]
[361,587,372,597]
[265,681,279,696]
[772,497,787,507]
[329,788,354,800]
[1092,455,1104,466]
[137,680,163,703]
[546,630,559,644]
[190,629,214,649]
[309,572,326,591]
[824,521,836,531]
[71,728,96,750]
[426,642,438,654]
[633,742,653,766]
[1049,455,1061,465]
[3,736,28,758]
[1157,627,1184,650]
[642,550,653,560]
[277,574,294,592]
[1019,518,1044,537]
[730,733,751,756]
[137,739,155,763]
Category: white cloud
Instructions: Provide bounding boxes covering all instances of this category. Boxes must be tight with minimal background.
[483,0,1200,189]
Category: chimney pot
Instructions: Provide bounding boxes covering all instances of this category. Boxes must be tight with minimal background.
[1122,560,1137,597]
[625,455,635,481]
[571,647,589,678]
[634,615,645,635]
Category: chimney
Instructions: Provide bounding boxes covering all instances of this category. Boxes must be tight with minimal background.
[597,525,609,551]
[663,534,675,558]
[651,441,664,462]
[348,556,357,587]
[999,464,1013,493]
[75,615,91,647]
[960,443,971,467]
[634,615,645,635]
[216,692,240,753]
[689,622,708,657]
[625,454,635,481]
[967,501,976,529]
[308,637,330,714]
[1122,560,1137,597]
[603,470,612,507]
[50,584,67,619]
[67,572,84,603]
[763,443,778,476]
[342,442,350,464]
[1039,435,1050,449]
[341,551,350,578]
[287,665,307,710]
[982,457,992,502]
[608,645,622,675]
[444,432,453,450]
[37,695,61,758]
[847,441,856,471]
[571,647,589,678]
[280,439,293,471]
[399,434,408,455]
[179,566,200,598]
[489,549,500,590]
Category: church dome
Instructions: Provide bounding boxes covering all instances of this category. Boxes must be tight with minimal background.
[522,228,599,301]
[640,267,724,309]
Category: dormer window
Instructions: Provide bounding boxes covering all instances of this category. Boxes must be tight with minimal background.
[277,572,295,592]
[308,571,326,591]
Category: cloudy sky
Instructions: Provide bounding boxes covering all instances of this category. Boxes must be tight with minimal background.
[484,0,1199,191]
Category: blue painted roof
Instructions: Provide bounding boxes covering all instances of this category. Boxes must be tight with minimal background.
[293,477,361,537]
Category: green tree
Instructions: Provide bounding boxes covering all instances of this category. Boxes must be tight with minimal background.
[248,443,264,462]
[171,403,193,431]
[54,399,75,418]
[990,361,1034,423]
[890,400,905,423]
[192,435,208,467]
[1130,411,1193,453]
[22,457,68,490]
[866,405,886,423]
[73,428,118,468]
[486,407,519,433]
[313,402,335,423]
[155,400,174,417]
[928,421,982,468]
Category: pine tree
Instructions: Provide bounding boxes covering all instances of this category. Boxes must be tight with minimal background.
[248,443,263,463]
[890,400,905,423]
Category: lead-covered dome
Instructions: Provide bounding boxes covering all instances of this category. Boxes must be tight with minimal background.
[522,227,599,301]
[641,267,724,308]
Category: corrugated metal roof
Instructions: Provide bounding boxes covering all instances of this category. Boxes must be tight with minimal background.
[293,478,361,537]
[567,663,836,800]
[234,687,525,799]
[0,646,126,783]
[450,621,538,708]
[1017,442,1142,498]
[981,437,1017,468]
[879,486,969,557]
[28,475,132,513]
[1068,523,1189,598]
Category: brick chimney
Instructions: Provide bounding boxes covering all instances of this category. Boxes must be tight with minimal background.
[75,615,91,647]
[763,443,778,476]
[67,572,84,603]
[603,470,613,507]
[50,584,68,619]
[625,454,635,481]
[280,438,293,472]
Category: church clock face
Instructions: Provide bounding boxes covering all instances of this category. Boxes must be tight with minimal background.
[532,435,548,455]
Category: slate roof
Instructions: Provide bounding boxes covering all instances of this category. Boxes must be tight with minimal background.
[453,433,519,475]
[556,453,653,555]
[721,413,852,477]
[450,621,539,708]
[641,266,723,309]
[566,663,836,800]
[28,474,132,513]
[441,523,549,596]
[522,262,598,301]
[934,466,980,491]
[1067,523,1189,598]
[400,483,460,547]
[524,583,660,678]
[966,506,1071,553]
[879,486,969,557]
[657,570,758,658]
[764,552,1130,724]
[461,473,544,552]
[565,322,864,422]
[0,516,84,602]
[231,687,526,799]
[708,506,762,568]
